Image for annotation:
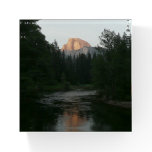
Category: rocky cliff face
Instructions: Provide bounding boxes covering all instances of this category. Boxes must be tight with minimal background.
[61,38,91,51]
[63,46,98,57]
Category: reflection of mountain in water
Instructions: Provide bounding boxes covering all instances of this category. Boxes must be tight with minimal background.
[63,111,88,131]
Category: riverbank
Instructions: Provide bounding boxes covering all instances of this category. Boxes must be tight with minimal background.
[21,84,131,111]
[98,99,131,109]
[42,85,131,109]
[105,100,131,109]
[43,83,95,93]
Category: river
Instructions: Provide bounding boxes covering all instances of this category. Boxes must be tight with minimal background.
[21,90,131,131]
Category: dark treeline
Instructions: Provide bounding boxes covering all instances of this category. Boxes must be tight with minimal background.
[20,20,131,103]
[62,52,94,84]
[93,29,131,101]
[20,20,57,102]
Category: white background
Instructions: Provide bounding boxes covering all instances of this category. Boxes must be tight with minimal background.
[0,0,152,152]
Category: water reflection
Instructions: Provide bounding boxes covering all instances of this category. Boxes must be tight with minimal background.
[56,101,93,131]
[20,90,131,131]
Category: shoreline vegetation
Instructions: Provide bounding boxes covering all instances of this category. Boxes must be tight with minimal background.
[21,81,131,109]
[49,87,131,109]
[42,83,131,109]
[35,83,132,109]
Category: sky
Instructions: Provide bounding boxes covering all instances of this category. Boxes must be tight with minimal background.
[37,19,131,49]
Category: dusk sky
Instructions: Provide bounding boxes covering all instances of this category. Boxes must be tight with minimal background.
[37,19,131,48]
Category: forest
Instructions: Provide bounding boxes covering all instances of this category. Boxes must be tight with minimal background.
[20,20,131,104]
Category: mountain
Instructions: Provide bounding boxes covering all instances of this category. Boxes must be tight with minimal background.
[61,38,91,51]
[61,38,98,57]
[63,46,98,57]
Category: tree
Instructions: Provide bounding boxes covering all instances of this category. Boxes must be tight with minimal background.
[92,29,131,101]
[20,20,61,102]
[99,29,116,50]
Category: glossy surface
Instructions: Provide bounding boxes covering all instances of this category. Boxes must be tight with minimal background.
[21,90,131,131]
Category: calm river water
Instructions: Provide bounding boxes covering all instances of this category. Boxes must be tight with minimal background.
[21,90,131,131]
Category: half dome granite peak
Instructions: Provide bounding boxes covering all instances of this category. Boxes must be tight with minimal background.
[61,38,91,51]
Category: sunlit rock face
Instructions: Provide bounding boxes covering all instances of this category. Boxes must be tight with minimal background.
[61,38,91,51]
[61,38,100,57]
